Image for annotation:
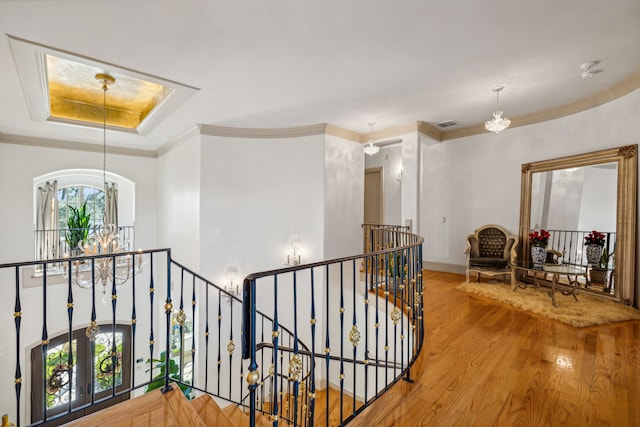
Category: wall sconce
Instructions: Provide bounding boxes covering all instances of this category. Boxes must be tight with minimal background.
[285,244,302,266]
[223,266,241,301]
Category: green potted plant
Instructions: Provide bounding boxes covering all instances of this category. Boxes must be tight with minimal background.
[590,247,614,285]
[145,351,192,399]
[65,203,91,255]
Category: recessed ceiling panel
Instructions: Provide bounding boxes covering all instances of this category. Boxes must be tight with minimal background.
[8,35,199,138]
[47,55,170,130]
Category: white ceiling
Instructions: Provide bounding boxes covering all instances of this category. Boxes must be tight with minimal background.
[1,0,639,152]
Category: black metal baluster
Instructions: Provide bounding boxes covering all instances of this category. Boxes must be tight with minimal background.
[148,253,155,384]
[89,258,97,405]
[292,269,300,426]
[228,295,234,400]
[66,260,74,414]
[217,289,222,395]
[351,258,358,416]
[272,274,280,424]
[364,253,370,405]
[338,261,345,424]
[308,268,317,425]
[384,251,390,387]
[14,266,22,427]
[243,276,258,427]
[131,253,137,394]
[163,250,173,393]
[191,274,197,388]
[111,255,118,397]
[41,264,48,421]
[324,264,330,427]
[178,269,185,382]
[204,282,209,391]
[260,316,265,411]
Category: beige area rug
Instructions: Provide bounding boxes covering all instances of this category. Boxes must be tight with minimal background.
[457,282,640,328]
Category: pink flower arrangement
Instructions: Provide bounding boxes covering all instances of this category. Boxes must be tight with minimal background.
[584,230,606,246]
[529,229,550,247]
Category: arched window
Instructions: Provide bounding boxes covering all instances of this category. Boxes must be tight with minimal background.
[34,169,135,261]
[58,185,106,230]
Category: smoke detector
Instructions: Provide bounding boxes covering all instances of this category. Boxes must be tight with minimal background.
[580,60,603,78]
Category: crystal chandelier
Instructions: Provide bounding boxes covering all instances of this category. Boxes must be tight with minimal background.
[484,86,511,134]
[363,122,379,156]
[64,73,142,299]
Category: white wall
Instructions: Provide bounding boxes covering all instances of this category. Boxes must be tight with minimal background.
[419,88,640,305]
[325,135,365,259]
[157,134,202,270]
[198,133,326,283]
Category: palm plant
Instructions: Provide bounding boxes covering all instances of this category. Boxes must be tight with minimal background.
[65,203,91,253]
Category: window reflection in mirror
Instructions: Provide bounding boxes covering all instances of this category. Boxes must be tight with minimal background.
[530,163,617,232]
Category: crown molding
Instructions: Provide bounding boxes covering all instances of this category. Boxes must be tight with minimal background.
[156,125,201,157]
[198,123,329,139]
[0,133,156,158]
[417,121,444,141]
[325,124,361,142]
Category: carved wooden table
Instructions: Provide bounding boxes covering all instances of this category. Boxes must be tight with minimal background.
[511,261,587,307]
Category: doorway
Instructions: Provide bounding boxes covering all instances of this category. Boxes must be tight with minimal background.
[364,167,383,225]
[31,324,131,425]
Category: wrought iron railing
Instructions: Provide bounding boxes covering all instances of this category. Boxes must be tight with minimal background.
[542,229,616,268]
[3,225,424,427]
[361,224,410,253]
[242,228,424,426]
[34,226,135,263]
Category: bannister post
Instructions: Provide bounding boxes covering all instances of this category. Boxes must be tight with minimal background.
[242,277,258,427]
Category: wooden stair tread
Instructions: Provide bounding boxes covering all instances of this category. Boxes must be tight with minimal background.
[63,384,206,427]
[190,395,235,427]
[223,405,272,427]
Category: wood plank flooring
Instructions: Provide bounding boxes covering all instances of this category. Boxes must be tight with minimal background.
[348,270,640,427]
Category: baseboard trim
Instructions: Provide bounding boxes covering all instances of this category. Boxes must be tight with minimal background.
[423,261,466,275]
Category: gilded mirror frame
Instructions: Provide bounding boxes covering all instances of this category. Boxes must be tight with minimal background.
[519,145,637,304]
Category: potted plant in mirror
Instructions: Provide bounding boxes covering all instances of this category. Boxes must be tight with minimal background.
[65,203,91,256]
[528,229,550,268]
[584,230,606,265]
[590,247,614,286]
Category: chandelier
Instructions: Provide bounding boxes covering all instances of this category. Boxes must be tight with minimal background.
[64,73,142,300]
[484,86,511,134]
[363,122,379,156]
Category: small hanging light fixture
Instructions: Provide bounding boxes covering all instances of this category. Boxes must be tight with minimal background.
[363,122,380,156]
[484,86,511,134]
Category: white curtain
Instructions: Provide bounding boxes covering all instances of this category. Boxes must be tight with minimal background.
[36,181,59,260]
[104,182,118,227]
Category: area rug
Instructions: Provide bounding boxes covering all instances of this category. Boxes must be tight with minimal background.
[457,282,640,327]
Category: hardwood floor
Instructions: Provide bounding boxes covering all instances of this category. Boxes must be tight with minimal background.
[349,270,640,427]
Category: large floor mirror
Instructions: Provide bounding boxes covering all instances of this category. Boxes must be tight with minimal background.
[519,145,637,305]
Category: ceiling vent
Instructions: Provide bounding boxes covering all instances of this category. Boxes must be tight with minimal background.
[436,119,460,128]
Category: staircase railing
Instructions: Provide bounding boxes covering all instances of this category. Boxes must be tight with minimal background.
[2,226,423,427]
[242,227,424,426]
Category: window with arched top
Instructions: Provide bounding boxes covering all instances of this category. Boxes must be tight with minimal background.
[33,169,135,261]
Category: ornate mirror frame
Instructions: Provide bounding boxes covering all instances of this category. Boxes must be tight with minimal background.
[519,145,637,304]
